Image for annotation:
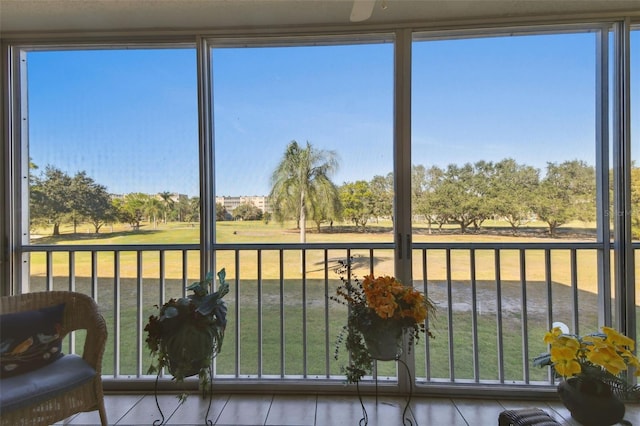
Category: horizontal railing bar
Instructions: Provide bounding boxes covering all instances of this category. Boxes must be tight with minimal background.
[21,240,609,253]
[22,243,200,252]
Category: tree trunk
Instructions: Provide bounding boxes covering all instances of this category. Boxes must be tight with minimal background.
[299,193,306,244]
[53,222,60,236]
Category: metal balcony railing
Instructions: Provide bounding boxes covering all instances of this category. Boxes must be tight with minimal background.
[20,240,628,397]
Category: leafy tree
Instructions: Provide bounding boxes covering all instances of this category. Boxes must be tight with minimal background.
[262,211,272,224]
[413,165,445,233]
[431,163,483,233]
[188,197,200,223]
[215,202,228,221]
[233,203,263,221]
[369,173,393,223]
[158,191,175,224]
[269,140,339,243]
[174,196,191,222]
[30,166,73,236]
[308,177,342,232]
[146,197,163,229]
[629,167,640,239]
[28,158,39,187]
[469,160,497,230]
[340,180,374,231]
[71,171,114,234]
[114,193,150,230]
[533,160,596,237]
[30,166,113,235]
[490,159,539,235]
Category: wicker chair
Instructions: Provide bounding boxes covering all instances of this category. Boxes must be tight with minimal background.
[0,291,108,426]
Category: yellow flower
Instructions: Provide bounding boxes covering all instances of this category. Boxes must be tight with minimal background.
[554,359,582,377]
[537,325,640,400]
[550,347,581,377]
[586,345,628,376]
[582,335,606,347]
[544,327,562,344]
[552,335,580,352]
[602,326,635,350]
[621,349,640,376]
[550,345,578,362]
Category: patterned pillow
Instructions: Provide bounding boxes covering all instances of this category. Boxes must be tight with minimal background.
[0,303,65,377]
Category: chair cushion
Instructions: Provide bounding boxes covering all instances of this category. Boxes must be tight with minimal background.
[0,303,65,377]
[0,354,96,412]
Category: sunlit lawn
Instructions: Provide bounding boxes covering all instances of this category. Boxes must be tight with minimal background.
[26,219,637,382]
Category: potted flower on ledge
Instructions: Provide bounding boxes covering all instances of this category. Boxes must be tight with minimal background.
[332,261,436,384]
[145,268,229,399]
[534,324,640,426]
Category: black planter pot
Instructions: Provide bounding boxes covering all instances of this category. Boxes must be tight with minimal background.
[361,321,403,361]
[557,377,625,426]
[162,324,216,379]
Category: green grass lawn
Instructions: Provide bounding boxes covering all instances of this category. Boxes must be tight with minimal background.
[26,219,639,382]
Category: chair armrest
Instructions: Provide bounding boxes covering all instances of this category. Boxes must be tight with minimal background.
[0,291,108,374]
[61,292,108,374]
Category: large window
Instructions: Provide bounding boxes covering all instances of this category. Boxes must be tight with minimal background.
[4,21,637,388]
[26,48,199,244]
[631,27,640,350]
[210,40,395,376]
[411,31,599,381]
[23,48,199,374]
[211,42,394,244]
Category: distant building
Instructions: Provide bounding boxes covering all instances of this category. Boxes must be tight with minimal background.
[215,195,271,214]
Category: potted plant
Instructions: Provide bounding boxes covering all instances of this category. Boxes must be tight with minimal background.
[332,261,436,383]
[534,324,640,426]
[145,268,229,397]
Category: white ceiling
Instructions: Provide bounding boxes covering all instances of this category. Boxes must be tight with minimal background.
[1,0,640,35]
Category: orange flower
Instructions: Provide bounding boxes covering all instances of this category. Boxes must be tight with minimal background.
[348,273,432,322]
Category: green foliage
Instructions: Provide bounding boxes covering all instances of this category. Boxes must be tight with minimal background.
[71,172,114,233]
[534,160,596,236]
[369,173,393,221]
[28,154,605,239]
[331,261,436,383]
[30,166,74,235]
[216,202,228,221]
[145,269,229,400]
[269,140,340,242]
[490,159,539,233]
[433,163,484,233]
[233,203,263,221]
[630,168,640,239]
[30,166,112,235]
[113,192,150,229]
[339,180,374,231]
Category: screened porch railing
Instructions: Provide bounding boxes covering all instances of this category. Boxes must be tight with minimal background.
[20,241,628,396]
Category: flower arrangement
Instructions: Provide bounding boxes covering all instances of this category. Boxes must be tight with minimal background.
[534,325,640,400]
[332,260,436,383]
[145,269,229,398]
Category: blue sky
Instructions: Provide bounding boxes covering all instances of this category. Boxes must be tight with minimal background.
[27,31,638,198]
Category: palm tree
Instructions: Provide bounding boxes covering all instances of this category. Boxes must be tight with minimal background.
[146,197,163,229]
[158,191,175,224]
[269,140,339,243]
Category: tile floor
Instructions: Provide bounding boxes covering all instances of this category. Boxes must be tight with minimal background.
[56,393,640,426]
